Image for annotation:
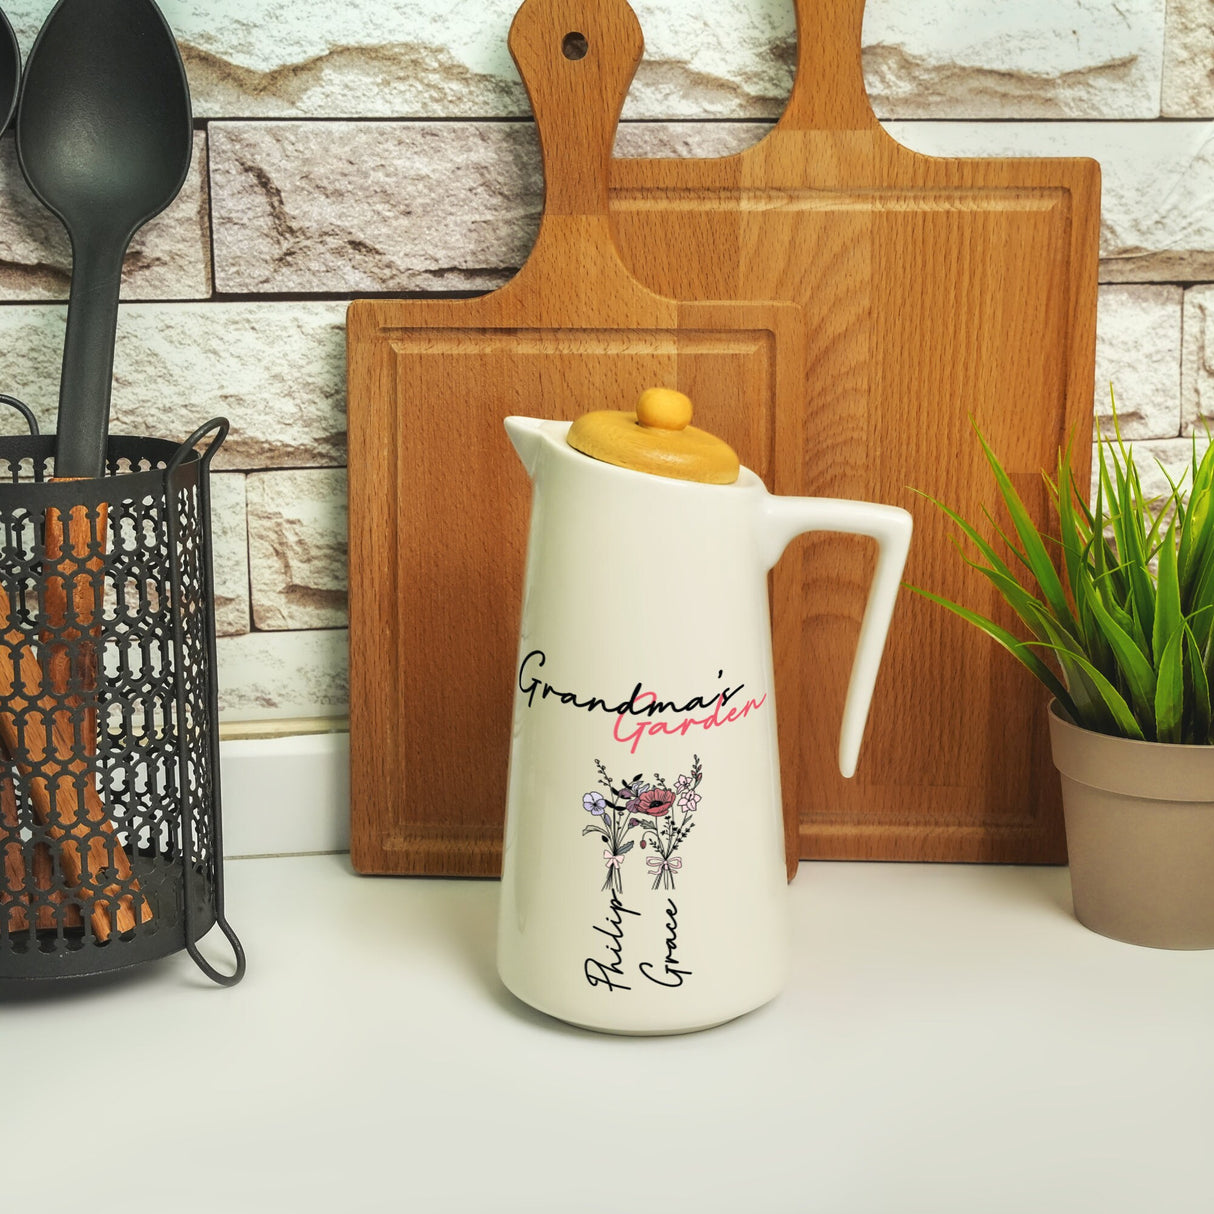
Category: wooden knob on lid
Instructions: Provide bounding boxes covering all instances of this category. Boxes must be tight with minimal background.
[636,387,693,431]
[567,389,740,484]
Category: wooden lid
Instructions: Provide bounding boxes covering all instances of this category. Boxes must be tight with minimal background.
[566,389,740,484]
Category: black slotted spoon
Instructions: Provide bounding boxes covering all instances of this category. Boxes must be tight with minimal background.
[16,0,192,478]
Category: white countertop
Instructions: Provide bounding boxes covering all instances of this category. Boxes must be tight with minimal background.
[4,856,1212,1214]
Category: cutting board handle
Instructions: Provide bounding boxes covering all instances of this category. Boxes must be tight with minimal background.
[780,0,881,133]
[509,0,643,219]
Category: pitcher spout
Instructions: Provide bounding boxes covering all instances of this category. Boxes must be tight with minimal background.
[505,416,548,479]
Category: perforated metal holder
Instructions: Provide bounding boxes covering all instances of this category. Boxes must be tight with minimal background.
[0,402,244,985]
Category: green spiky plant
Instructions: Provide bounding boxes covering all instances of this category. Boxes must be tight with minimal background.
[912,409,1214,745]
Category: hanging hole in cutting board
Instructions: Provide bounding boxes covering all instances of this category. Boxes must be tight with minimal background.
[561,31,588,60]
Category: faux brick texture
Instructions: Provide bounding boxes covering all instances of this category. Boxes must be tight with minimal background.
[0,0,1167,121]
[1183,286,1214,437]
[216,628,349,718]
[1162,0,1214,117]
[1094,285,1183,440]
[247,469,348,630]
[0,0,1201,720]
[0,132,211,301]
[0,302,348,470]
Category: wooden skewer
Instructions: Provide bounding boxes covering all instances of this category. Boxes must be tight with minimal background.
[1,752,83,933]
[43,498,105,750]
[2,765,27,931]
[2,762,36,933]
[44,496,151,935]
[0,573,149,941]
[46,495,151,937]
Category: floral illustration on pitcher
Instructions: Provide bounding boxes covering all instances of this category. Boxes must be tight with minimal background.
[582,756,703,893]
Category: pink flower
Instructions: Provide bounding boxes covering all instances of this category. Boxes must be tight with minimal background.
[677,791,701,813]
[632,789,674,817]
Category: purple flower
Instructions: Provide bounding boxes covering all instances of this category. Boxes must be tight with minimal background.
[583,792,608,816]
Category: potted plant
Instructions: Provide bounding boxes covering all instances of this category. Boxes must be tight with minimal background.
[913,414,1214,949]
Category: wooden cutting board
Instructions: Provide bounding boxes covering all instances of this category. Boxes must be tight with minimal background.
[609,0,1100,863]
[347,0,810,875]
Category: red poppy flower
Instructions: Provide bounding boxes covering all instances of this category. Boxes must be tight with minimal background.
[632,789,674,817]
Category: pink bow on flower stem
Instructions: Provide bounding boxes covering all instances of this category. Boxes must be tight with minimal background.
[603,851,625,869]
[646,856,682,874]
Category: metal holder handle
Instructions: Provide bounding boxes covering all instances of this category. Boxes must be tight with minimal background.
[170,419,244,987]
[0,394,40,437]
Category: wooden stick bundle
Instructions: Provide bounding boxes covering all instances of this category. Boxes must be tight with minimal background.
[43,499,105,748]
[0,513,150,941]
[1,758,83,933]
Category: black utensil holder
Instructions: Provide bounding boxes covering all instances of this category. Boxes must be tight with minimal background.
[0,412,244,985]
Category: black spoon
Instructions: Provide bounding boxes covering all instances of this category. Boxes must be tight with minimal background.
[16,0,192,478]
[0,6,18,135]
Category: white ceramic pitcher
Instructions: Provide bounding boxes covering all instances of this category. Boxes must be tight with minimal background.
[497,391,912,1034]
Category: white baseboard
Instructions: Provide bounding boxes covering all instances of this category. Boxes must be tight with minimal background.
[219,731,350,857]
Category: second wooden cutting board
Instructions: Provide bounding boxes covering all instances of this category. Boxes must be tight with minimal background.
[347,0,811,875]
[610,0,1100,863]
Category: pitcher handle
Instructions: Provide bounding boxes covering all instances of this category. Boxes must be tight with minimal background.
[759,496,913,779]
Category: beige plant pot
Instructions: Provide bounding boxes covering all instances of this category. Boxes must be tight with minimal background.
[1048,701,1214,949]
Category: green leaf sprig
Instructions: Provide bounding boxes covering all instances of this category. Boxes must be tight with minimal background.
[911,398,1214,744]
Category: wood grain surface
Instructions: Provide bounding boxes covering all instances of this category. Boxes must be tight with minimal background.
[609,0,1099,863]
[347,0,808,875]
[348,0,1099,874]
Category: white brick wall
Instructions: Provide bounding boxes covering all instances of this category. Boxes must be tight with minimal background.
[0,0,1203,719]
